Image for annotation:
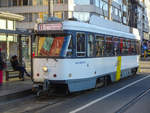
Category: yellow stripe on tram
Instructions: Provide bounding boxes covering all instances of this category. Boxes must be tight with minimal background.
[116,56,122,81]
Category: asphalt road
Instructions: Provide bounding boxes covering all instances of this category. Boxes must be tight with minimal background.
[1,59,150,113]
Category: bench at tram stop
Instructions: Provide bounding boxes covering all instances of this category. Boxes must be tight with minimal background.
[5,62,21,81]
[5,70,20,81]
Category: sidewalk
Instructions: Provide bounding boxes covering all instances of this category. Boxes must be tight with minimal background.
[0,78,33,103]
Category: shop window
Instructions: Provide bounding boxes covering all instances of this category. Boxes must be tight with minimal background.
[113,38,120,56]
[95,35,104,57]
[105,37,113,56]
[87,34,94,57]
[76,33,86,57]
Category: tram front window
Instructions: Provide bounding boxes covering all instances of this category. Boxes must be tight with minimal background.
[37,34,70,57]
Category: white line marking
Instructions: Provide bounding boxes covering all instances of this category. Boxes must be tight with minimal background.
[70,75,150,113]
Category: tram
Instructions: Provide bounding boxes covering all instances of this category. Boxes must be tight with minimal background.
[33,17,140,93]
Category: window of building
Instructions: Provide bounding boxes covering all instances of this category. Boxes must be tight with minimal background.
[95,0,100,7]
[87,34,94,57]
[23,0,28,5]
[13,0,17,6]
[105,37,113,56]
[54,12,63,19]
[22,13,32,22]
[74,0,90,5]
[54,0,64,4]
[95,35,104,57]
[100,1,108,11]
[36,0,43,5]
[28,0,32,5]
[76,33,86,57]
[73,12,90,22]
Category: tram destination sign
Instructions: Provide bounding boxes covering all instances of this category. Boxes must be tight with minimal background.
[38,23,63,31]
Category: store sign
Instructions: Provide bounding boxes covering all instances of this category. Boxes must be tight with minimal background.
[38,23,63,31]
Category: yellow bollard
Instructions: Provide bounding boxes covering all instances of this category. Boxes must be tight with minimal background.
[138,63,141,73]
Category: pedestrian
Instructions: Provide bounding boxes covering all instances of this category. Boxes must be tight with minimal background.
[0,48,5,85]
[10,55,30,81]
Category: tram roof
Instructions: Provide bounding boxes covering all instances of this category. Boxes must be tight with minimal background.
[62,21,138,40]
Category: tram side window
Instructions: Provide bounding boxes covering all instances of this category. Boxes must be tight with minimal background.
[128,40,132,54]
[76,33,86,57]
[105,37,113,56]
[87,34,94,57]
[66,37,73,57]
[95,35,104,57]
[125,40,130,55]
[113,38,120,56]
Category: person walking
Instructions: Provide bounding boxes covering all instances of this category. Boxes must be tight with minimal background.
[11,55,30,81]
[0,48,4,85]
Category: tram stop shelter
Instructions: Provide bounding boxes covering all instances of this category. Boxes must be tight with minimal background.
[0,12,32,80]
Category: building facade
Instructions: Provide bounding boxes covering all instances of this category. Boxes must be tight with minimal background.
[128,0,149,43]
[0,0,129,29]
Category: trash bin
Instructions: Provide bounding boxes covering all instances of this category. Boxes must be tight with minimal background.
[0,70,2,85]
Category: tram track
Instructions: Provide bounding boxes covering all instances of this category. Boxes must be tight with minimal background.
[115,87,150,113]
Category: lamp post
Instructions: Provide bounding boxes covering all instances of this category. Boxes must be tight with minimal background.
[108,0,112,20]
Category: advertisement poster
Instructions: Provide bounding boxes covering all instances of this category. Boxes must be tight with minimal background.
[49,37,64,56]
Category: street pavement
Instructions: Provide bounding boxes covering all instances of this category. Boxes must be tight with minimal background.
[0,59,150,113]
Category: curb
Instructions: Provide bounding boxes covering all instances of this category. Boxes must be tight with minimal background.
[0,89,33,103]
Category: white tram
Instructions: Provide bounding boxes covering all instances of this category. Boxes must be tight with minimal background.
[33,17,140,93]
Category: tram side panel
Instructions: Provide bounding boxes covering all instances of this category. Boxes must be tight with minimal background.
[33,56,139,92]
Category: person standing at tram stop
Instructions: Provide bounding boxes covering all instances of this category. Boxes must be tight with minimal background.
[11,55,30,81]
[0,48,5,85]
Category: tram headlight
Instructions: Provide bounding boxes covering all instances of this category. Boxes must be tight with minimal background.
[42,66,48,72]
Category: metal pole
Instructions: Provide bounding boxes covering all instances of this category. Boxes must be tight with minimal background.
[18,35,22,66]
[108,0,112,20]
[30,34,34,80]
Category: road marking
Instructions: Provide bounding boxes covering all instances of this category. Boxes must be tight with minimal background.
[70,75,150,113]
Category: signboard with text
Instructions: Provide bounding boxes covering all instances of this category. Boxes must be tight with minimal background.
[38,23,63,31]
